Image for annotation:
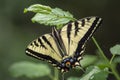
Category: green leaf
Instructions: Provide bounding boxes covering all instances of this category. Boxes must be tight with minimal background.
[9,61,51,78]
[110,44,120,55]
[80,55,98,67]
[52,8,73,19]
[32,8,75,28]
[68,77,80,80]
[24,4,75,28]
[80,66,109,80]
[113,56,120,63]
[24,4,51,14]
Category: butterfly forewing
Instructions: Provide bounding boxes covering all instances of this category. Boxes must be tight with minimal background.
[60,17,102,56]
[26,34,63,64]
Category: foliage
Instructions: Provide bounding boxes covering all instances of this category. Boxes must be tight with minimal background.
[109,44,120,64]
[79,66,108,80]
[110,44,120,55]
[9,61,51,78]
[68,66,109,80]
[80,55,98,67]
[24,4,75,28]
[9,4,120,80]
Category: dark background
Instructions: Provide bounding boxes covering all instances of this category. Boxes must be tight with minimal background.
[0,0,120,80]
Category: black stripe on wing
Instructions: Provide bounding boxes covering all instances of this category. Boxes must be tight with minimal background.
[26,48,60,66]
[39,34,59,54]
[33,41,39,47]
[66,23,72,55]
[42,35,53,50]
[67,23,72,44]
[52,27,67,57]
[81,19,85,27]
[74,21,79,36]
[75,17,102,54]
[38,38,47,49]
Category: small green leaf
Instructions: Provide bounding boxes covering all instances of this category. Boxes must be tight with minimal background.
[24,4,51,14]
[113,56,120,63]
[81,55,98,67]
[80,66,109,80]
[68,77,79,80]
[92,70,109,80]
[9,61,51,78]
[110,44,120,55]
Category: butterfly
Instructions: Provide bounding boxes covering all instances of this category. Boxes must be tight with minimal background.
[25,16,102,73]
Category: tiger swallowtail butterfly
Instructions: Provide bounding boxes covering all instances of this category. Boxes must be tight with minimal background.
[25,16,102,73]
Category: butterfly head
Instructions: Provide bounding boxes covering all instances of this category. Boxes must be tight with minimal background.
[60,57,80,73]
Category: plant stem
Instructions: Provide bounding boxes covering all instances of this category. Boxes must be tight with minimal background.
[54,68,59,80]
[92,37,120,80]
[48,74,54,80]
[92,37,109,62]
[109,54,116,64]
[110,63,120,80]
[48,68,59,80]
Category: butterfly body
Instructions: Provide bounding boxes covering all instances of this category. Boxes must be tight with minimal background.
[59,56,82,72]
[26,16,102,73]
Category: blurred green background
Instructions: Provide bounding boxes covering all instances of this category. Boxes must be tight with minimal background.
[0,0,120,80]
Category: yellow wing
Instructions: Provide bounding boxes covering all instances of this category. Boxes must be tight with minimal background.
[60,17,102,56]
[26,34,63,66]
